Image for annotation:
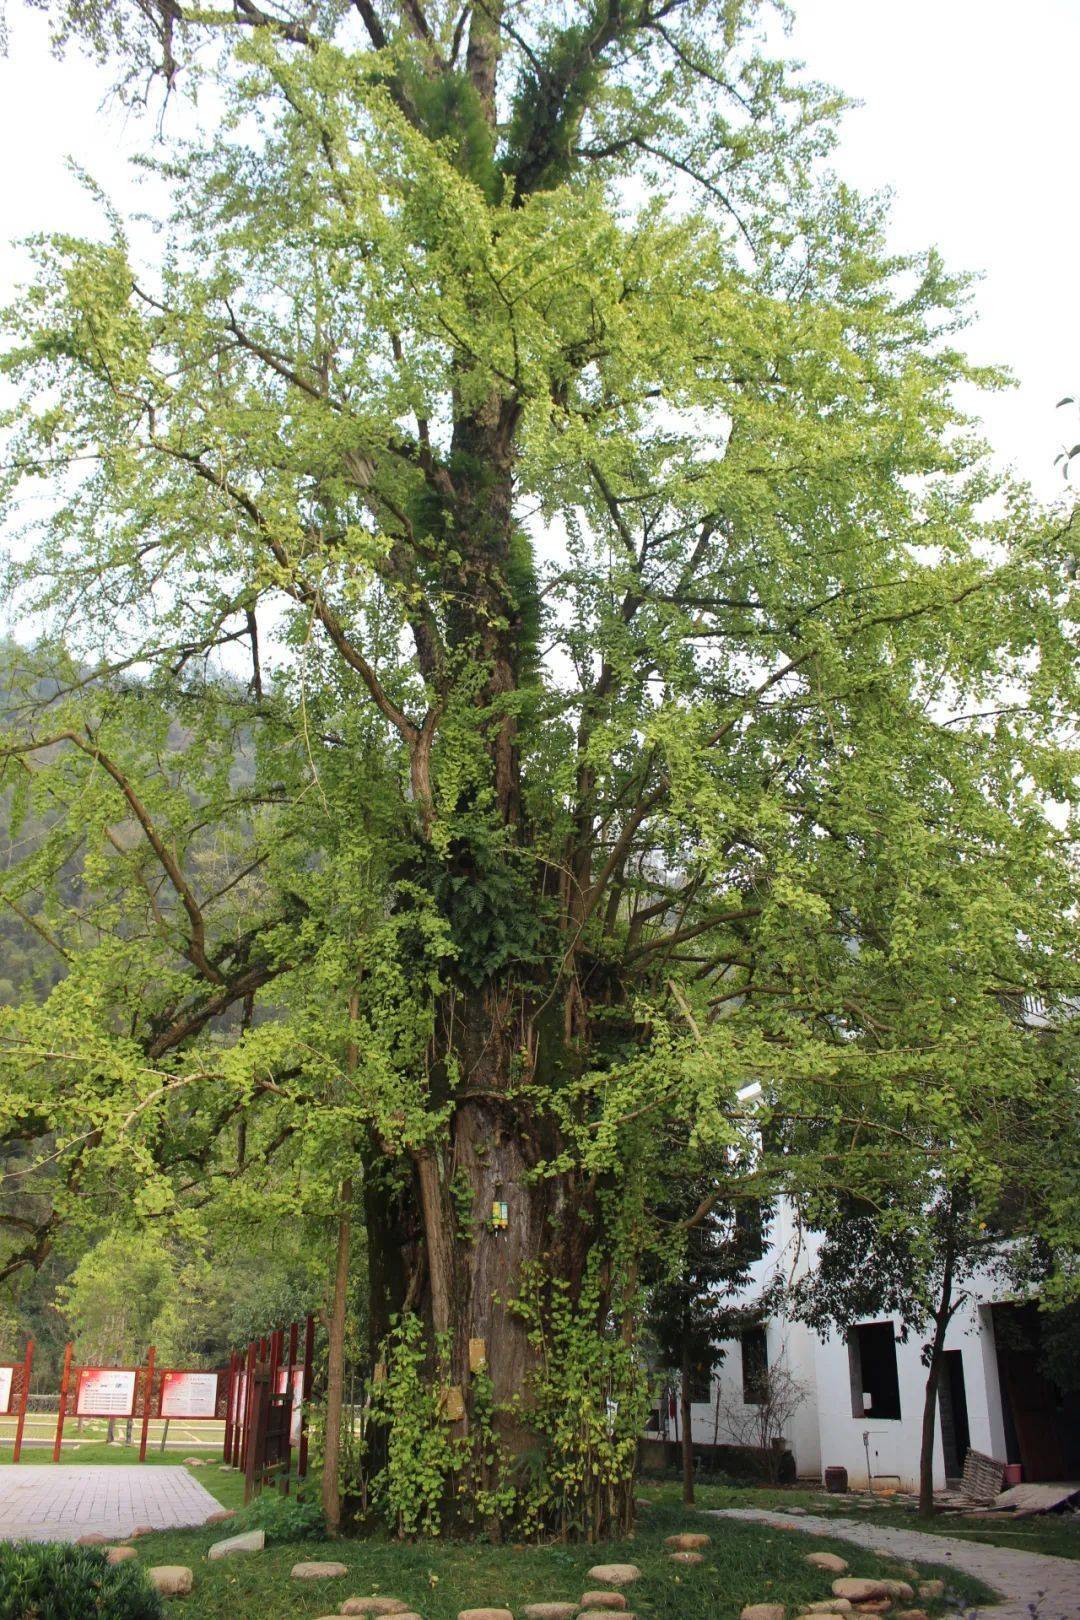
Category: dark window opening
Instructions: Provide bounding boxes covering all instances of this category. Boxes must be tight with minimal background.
[741,1326,769,1404]
[848,1322,901,1420]
[688,1362,713,1404]
[735,1201,766,1261]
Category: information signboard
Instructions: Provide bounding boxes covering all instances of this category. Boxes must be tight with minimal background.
[160,1369,219,1419]
[0,1366,12,1415]
[75,1367,138,1417]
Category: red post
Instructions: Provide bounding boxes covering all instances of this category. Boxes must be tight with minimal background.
[12,1339,33,1463]
[53,1343,73,1463]
[298,1313,315,1482]
[138,1345,156,1462]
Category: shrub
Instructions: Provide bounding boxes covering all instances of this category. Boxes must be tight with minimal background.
[0,1542,163,1620]
[228,1492,326,1544]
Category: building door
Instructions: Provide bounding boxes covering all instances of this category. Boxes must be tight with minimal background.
[992,1303,1079,1481]
[937,1350,971,1482]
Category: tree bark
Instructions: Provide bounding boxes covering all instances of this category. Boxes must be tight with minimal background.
[680,1339,695,1506]
[918,1241,956,1517]
[322,1176,352,1536]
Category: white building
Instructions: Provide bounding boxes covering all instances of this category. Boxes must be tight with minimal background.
[668,1200,1079,1491]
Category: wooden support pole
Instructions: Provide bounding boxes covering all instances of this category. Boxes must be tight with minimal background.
[224,1353,238,1463]
[53,1344,72,1463]
[298,1313,315,1482]
[241,1339,257,1499]
[281,1321,298,1496]
[138,1346,156,1463]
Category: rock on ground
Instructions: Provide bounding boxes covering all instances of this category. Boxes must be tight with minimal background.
[741,1605,786,1620]
[916,1583,943,1601]
[339,1601,412,1616]
[664,1533,710,1551]
[291,1561,349,1580]
[585,1565,641,1586]
[105,1546,137,1565]
[806,1553,849,1574]
[204,1509,236,1525]
[148,1566,194,1597]
[76,1533,109,1546]
[579,1596,626,1611]
[457,1609,514,1620]
[522,1605,579,1619]
[668,1551,704,1566]
[208,1529,265,1560]
[804,1604,852,1614]
[831,1580,889,1603]
[879,1582,913,1601]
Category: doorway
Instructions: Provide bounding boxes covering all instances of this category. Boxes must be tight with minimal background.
[937,1350,971,1482]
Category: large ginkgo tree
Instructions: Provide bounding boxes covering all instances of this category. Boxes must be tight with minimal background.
[1,0,1077,1538]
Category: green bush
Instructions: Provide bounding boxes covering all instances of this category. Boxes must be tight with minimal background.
[228,1492,326,1544]
[0,1542,163,1620]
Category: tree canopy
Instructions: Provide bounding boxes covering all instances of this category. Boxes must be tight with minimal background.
[1,0,1077,1536]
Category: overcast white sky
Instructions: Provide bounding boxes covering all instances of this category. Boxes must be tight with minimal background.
[1,0,1077,499]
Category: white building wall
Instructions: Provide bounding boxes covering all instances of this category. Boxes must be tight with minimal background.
[684,1200,1012,1491]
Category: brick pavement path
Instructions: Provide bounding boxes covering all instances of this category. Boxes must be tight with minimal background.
[709,1507,1080,1620]
[0,1465,221,1542]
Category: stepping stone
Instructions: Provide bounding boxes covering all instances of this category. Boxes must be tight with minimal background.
[804,1605,852,1614]
[523,1606,579,1619]
[832,1581,888,1603]
[183,1456,206,1466]
[204,1509,236,1525]
[581,1612,635,1620]
[668,1552,704,1566]
[293,1561,349,1580]
[879,1583,913,1601]
[586,1566,640,1586]
[580,1598,625,1612]
[741,1606,786,1620]
[340,1603,412,1616]
[148,1567,194,1597]
[916,1584,943,1601]
[106,1547,137,1565]
[208,1529,265,1560]
[806,1554,848,1574]
[458,1610,514,1620]
[664,1533,710,1551]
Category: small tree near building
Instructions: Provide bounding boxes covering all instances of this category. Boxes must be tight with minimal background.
[645,1178,765,1505]
[713,1335,809,1483]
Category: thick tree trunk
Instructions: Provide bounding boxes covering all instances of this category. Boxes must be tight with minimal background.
[323,1178,352,1536]
[680,1343,695,1506]
[918,1245,956,1518]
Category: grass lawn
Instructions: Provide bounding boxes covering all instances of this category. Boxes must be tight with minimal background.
[79,1496,995,1620]
[637,1480,1080,1563]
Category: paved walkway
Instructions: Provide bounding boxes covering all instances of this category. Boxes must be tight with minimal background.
[0,1465,221,1542]
[709,1508,1080,1620]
